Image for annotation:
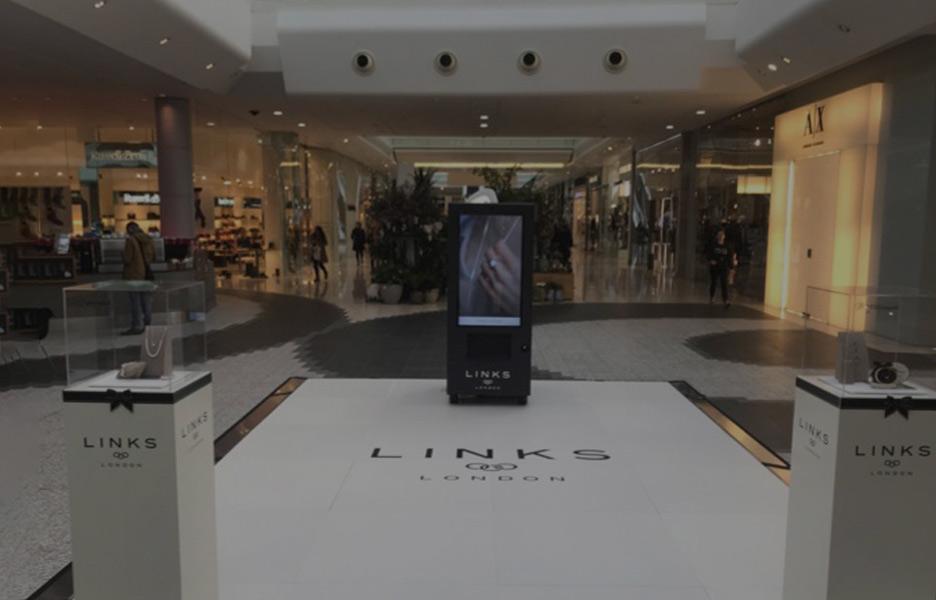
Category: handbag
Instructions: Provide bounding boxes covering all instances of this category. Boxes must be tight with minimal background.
[140,325,173,378]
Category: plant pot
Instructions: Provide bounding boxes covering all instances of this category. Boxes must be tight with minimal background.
[380,284,403,304]
[424,288,440,303]
[410,290,425,304]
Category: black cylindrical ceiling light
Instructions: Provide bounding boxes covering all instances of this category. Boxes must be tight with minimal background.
[518,50,541,74]
[435,50,458,75]
[352,51,375,75]
[604,48,627,73]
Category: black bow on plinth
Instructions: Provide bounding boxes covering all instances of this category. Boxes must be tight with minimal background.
[884,395,913,420]
[105,389,134,413]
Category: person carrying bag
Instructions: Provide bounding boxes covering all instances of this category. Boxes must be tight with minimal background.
[122,222,155,335]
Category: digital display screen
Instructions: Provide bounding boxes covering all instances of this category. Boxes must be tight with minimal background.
[457,214,523,327]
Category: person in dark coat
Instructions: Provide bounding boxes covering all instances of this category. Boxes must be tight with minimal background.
[707,229,737,308]
[311,225,329,282]
[122,221,155,335]
[351,222,366,265]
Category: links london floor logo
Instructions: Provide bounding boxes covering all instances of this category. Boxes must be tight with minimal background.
[371,447,610,483]
[466,463,516,472]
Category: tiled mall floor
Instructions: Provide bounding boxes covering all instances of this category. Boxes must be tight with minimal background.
[2,248,927,600]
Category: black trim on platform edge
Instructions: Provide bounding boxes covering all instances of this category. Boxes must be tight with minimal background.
[670,380,791,485]
[27,376,308,600]
[795,377,936,411]
[62,372,213,405]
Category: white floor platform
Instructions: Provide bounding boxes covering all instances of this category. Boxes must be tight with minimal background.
[215,379,789,600]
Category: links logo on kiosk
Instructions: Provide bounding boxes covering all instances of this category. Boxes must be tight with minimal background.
[457,214,523,327]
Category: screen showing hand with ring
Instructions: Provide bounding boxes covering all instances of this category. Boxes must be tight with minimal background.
[458,214,523,326]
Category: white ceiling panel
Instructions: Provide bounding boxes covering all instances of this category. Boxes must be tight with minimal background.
[277,4,708,95]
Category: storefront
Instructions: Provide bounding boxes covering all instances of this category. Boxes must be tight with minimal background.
[634,35,936,320]
[632,137,681,270]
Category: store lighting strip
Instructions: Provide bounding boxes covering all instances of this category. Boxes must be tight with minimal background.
[635,162,774,171]
[697,163,774,171]
[413,161,566,170]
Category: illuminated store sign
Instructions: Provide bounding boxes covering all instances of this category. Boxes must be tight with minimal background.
[86,143,158,168]
[214,197,235,207]
[243,197,262,208]
[117,191,160,205]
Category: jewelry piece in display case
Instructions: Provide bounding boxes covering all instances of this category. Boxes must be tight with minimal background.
[63,280,206,386]
[835,331,869,384]
[802,286,936,394]
[62,279,217,600]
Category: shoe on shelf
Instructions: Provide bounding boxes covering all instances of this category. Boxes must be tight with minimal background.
[120,328,144,336]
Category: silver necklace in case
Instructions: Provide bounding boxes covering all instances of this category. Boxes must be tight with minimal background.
[144,328,166,358]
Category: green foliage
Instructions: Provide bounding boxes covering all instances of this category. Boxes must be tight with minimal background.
[473,167,570,271]
[366,168,447,288]
[372,261,407,285]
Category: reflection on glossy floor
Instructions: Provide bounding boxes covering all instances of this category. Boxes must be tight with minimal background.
[217,247,727,313]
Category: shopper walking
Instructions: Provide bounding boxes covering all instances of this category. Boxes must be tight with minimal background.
[351,222,366,265]
[707,229,736,308]
[311,225,329,282]
[122,221,155,335]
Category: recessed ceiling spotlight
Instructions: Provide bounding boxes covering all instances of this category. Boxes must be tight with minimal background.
[480,115,489,121]
[607,146,613,151]
[696,109,706,115]
[57,171,64,176]
[767,63,778,72]
[93,1,106,8]
[480,123,489,129]
[298,122,306,128]
[782,56,793,64]
[33,172,39,177]
[158,93,166,98]
[665,125,674,130]
[159,37,170,46]
[201,175,207,180]
[273,110,283,116]
[15,171,22,177]
[207,122,215,127]
[754,139,762,147]
[343,138,349,143]
[205,63,215,70]
[36,124,43,130]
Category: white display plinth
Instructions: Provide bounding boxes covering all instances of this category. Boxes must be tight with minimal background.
[784,376,936,600]
[64,371,217,600]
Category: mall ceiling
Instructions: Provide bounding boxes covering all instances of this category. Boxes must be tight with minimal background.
[1,0,935,175]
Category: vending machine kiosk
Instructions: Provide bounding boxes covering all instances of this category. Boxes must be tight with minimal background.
[447,202,534,404]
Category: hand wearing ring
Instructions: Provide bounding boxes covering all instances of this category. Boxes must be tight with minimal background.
[480,240,521,313]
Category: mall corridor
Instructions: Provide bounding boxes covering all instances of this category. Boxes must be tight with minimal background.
[3,1,936,599]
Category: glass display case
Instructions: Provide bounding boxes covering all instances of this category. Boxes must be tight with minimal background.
[802,286,936,393]
[63,280,207,388]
